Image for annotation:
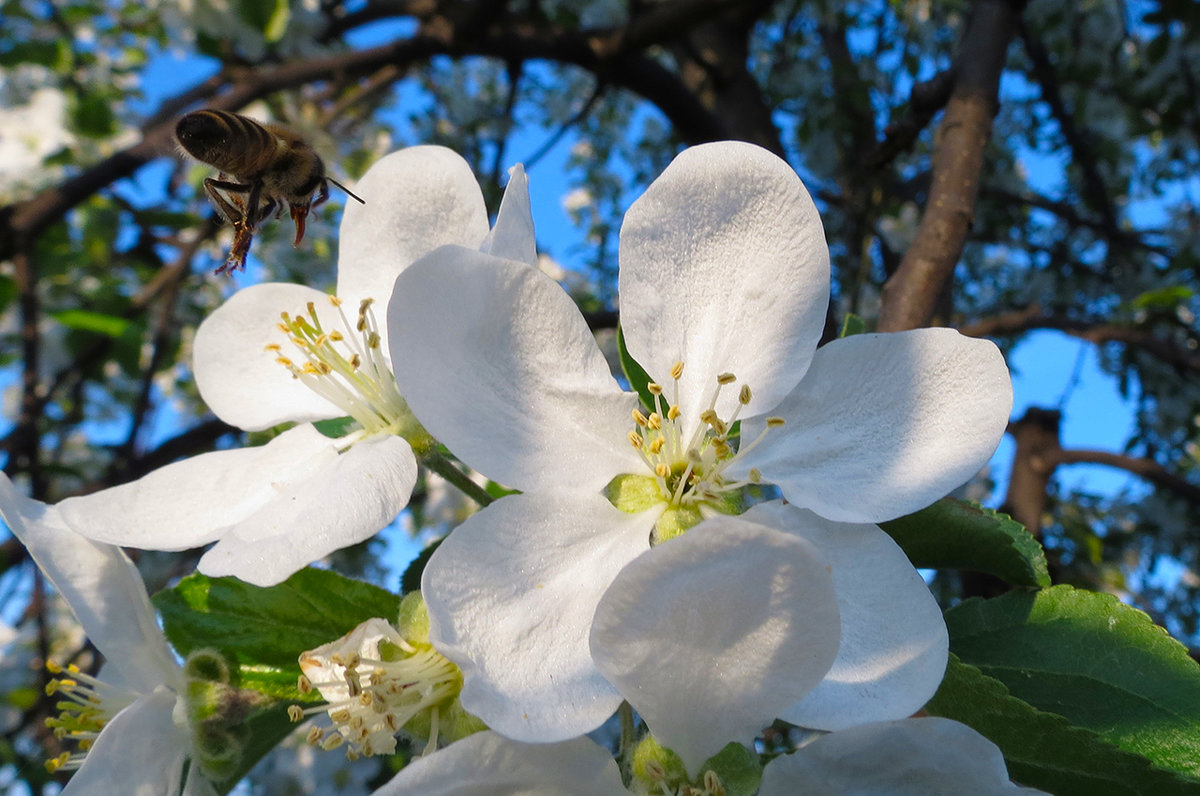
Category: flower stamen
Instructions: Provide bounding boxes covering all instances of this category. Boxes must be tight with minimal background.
[271,295,410,436]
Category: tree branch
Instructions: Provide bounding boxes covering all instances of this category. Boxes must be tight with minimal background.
[1051,448,1200,507]
[961,304,1200,374]
[877,0,1023,331]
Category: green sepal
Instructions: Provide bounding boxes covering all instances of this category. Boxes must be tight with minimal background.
[617,324,656,411]
[879,498,1050,588]
[701,742,762,796]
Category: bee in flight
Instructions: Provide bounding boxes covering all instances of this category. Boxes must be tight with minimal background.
[175,109,365,275]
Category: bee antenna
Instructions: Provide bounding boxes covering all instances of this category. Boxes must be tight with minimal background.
[328,177,366,205]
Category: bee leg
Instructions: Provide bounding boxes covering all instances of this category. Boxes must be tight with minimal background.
[202,177,254,226]
[204,178,265,275]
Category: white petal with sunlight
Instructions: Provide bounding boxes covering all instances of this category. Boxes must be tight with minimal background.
[198,433,416,586]
[193,281,343,431]
[744,502,947,730]
[422,491,658,742]
[591,517,841,776]
[619,141,830,423]
[389,248,642,492]
[336,146,490,312]
[736,328,1012,523]
[58,423,341,551]
[370,731,625,796]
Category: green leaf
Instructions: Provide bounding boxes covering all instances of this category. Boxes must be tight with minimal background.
[617,325,655,411]
[237,0,290,41]
[313,415,356,438]
[946,585,1200,780]
[838,312,866,337]
[401,538,441,595]
[154,568,401,677]
[927,655,1200,796]
[879,498,1050,588]
[0,40,69,69]
[51,309,132,338]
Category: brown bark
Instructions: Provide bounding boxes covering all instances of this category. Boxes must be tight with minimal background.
[877,0,1022,332]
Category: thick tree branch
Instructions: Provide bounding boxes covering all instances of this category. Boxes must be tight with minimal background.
[1051,448,1200,507]
[877,0,1022,331]
[1,5,749,263]
[866,67,957,171]
[961,304,1200,374]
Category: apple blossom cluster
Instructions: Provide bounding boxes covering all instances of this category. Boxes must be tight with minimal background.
[0,140,1043,794]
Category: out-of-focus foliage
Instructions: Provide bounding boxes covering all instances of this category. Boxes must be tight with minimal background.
[1,0,1198,793]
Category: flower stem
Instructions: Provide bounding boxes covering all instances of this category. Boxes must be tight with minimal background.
[421,452,494,508]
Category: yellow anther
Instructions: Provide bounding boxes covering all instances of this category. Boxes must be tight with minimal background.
[367,332,381,349]
[329,330,344,342]
[667,405,681,420]
[264,343,281,352]
[288,705,305,722]
[633,409,649,427]
[349,354,361,369]
[277,322,290,333]
[711,418,728,436]
[717,372,736,385]
[46,752,70,774]
[648,383,663,395]
[655,463,671,479]
[766,417,786,428]
[306,301,317,315]
[647,412,662,430]
[739,384,752,405]
[330,708,351,724]
[298,675,313,694]
[700,409,718,426]
[359,298,375,313]
[628,431,644,449]
[329,295,343,306]
[46,661,63,674]
[748,468,762,483]
[648,437,665,454]
[670,361,684,380]
[322,734,345,751]
[314,334,329,347]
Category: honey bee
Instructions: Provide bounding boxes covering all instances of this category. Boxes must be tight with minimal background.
[175,109,365,275]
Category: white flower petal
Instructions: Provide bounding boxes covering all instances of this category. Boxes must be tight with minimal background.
[193,282,343,431]
[337,146,490,312]
[58,424,340,551]
[736,329,1012,523]
[759,718,1047,796]
[371,731,626,796]
[389,248,642,492]
[744,502,947,730]
[198,434,416,586]
[0,475,180,689]
[422,492,657,742]
[591,518,840,777]
[61,687,191,796]
[481,163,537,266]
[618,141,830,424]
